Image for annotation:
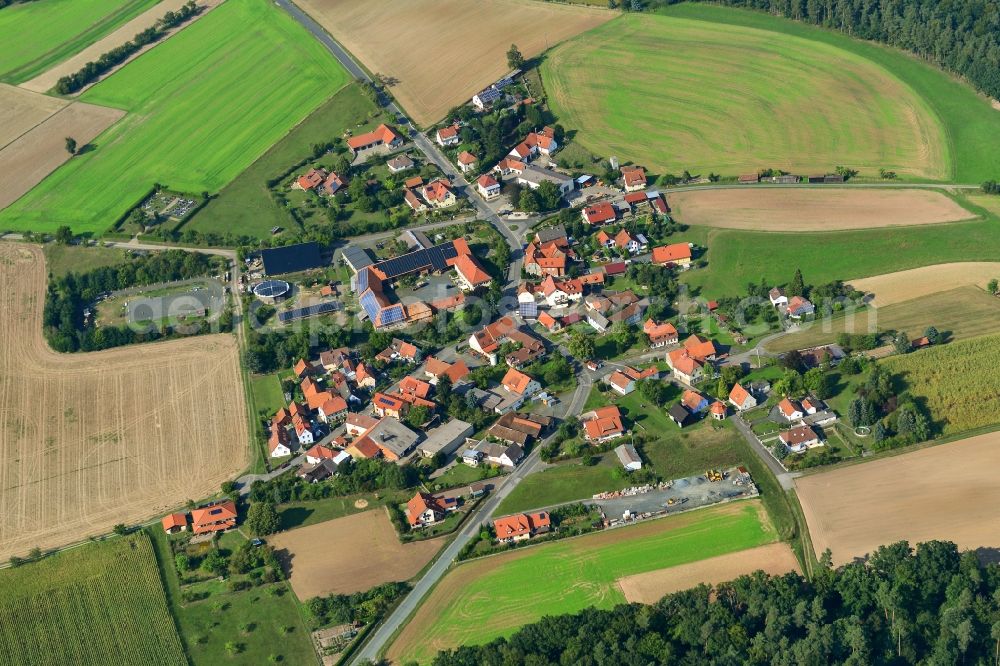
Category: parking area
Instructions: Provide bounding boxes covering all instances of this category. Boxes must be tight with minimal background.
[124,279,225,325]
[587,468,758,520]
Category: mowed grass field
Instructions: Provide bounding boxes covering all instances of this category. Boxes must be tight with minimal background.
[0,533,185,665]
[545,4,1000,182]
[387,501,775,664]
[0,0,159,84]
[544,10,947,179]
[882,332,1000,436]
[764,286,1000,353]
[0,0,349,234]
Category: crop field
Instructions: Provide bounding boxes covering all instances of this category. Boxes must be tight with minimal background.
[0,0,158,84]
[0,85,124,211]
[669,188,975,231]
[268,509,442,600]
[847,261,1000,306]
[293,0,611,126]
[968,194,1000,217]
[0,0,349,234]
[21,0,226,95]
[764,286,1000,353]
[881,332,1000,436]
[0,243,248,560]
[544,11,947,179]
[0,532,185,665]
[617,542,800,603]
[796,431,1000,566]
[386,501,775,664]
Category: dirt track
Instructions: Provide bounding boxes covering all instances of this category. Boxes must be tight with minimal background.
[848,262,1000,306]
[796,432,1000,566]
[0,243,248,560]
[293,0,611,126]
[19,0,227,95]
[269,508,442,599]
[670,188,976,231]
[617,542,800,603]
[0,92,123,210]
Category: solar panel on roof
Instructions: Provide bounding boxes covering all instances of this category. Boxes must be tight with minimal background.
[356,267,369,293]
[379,304,405,326]
[260,242,324,275]
[519,302,538,319]
[373,241,458,280]
[360,291,380,321]
[277,302,339,322]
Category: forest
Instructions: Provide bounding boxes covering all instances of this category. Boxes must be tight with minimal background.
[664,0,1000,100]
[427,540,1000,665]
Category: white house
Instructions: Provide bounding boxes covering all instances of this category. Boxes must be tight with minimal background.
[780,425,822,453]
[768,287,788,307]
[476,174,501,200]
[728,384,758,411]
[615,443,642,471]
[435,125,460,147]
[778,398,804,421]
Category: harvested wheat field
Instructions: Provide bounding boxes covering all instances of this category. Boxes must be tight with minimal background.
[20,0,227,95]
[270,509,442,600]
[669,188,975,232]
[0,243,248,560]
[617,542,800,603]
[293,0,611,126]
[0,91,123,210]
[796,432,1000,566]
[848,262,1000,306]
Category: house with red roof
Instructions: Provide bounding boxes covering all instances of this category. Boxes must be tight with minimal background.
[780,425,822,453]
[643,318,678,348]
[710,401,727,420]
[191,501,237,535]
[786,295,815,319]
[667,348,704,385]
[347,124,402,155]
[778,398,804,421]
[305,444,337,465]
[537,310,560,332]
[406,492,457,528]
[268,421,292,458]
[652,243,693,268]
[323,172,346,196]
[524,242,568,277]
[457,151,478,173]
[621,165,647,192]
[373,392,408,419]
[435,124,460,147]
[422,355,470,384]
[681,389,710,413]
[582,201,617,225]
[450,253,492,291]
[606,370,637,395]
[295,168,328,191]
[615,229,642,254]
[493,511,551,543]
[729,384,757,411]
[318,396,348,423]
[423,179,457,208]
[161,513,187,534]
[581,405,625,442]
[476,173,501,199]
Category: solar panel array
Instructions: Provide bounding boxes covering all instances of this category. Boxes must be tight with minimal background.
[379,304,405,327]
[277,302,339,323]
[375,241,458,280]
[356,266,370,293]
[359,291,380,321]
[519,302,538,319]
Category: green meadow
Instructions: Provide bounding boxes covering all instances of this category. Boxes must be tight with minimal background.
[543,3,1000,182]
[0,0,158,83]
[0,0,348,235]
[391,501,774,664]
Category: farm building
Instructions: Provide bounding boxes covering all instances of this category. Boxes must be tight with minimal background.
[161,513,187,534]
[418,419,474,458]
[615,443,643,471]
[260,242,325,275]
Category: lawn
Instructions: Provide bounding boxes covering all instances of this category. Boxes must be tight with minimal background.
[387,500,775,664]
[0,533,186,665]
[764,286,1000,353]
[543,9,947,180]
[0,0,349,235]
[544,3,1000,182]
[188,84,382,239]
[277,490,410,531]
[249,372,285,418]
[0,0,158,83]
[882,332,1000,436]
[682,215,1000,298]
[147,528,315,665]
[42,242,130,277]
[432,463,500,490]
[496,455,628,514]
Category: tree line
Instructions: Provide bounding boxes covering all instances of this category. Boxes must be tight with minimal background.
[55,1,200,94]
[43,249,220,352]
[427,539,1000,665]
[654,0,1000,102]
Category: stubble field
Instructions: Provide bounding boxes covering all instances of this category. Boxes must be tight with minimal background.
[0,243,248,560]
[544,10,947,179]
[0,0,348,233]
[617,542,800,603]
[796,431,1000,566]
[292,0,612,126]
[846,262,1000,306]
[669,188,975,231]
[386,501,774,664]
[269,508,442,600]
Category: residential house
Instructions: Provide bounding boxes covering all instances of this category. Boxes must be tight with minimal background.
[476,174,501,199]
[681,389,710,414]
[406,492,458,528]
[355,363,376,388]
[268,421,292,458]
[294,358,315,377]
[488,412,549,447]
[191,501,237,535]
[468,316,519,364]
[668,404,692,428]
[423,179,457,208]
[493,157,526,176]
[422,356,470,385]
[305,444,337,465]
[295,168,328,191]
[768,287,788,307]
[318,396,348,423]
[503,329,546,368]
[323,172,346,196]
[667,350,704,385]
[404,188,427,212]
[621,165,647,192]
[780,425,822,453]
[435,125,460,147]
[516,165,574,197]
[607,371,636,395]
[615,443,643,471]
[615,229,641,254]
[581,405,625,443]
[347,124,403,155]
[450,253,492,291]
[778,398,804,421]
[375,338,421,364]
[537,310,560,332]
[493,511,551,543]
[728,384,757,411]
[292,414,314,446]
[399,375,433,400]
[523,241,568,277]
[345,412,379,437]
[161,513,187,534]
[297,458,339,483]
[457,151,478,173]
[582,201,617,225]
[494,368,541,414]
[373,392,408,419]
[387,154,415,173]
[587,310,610,333]
[596,229,614,248]
[651,243,693,268]
[643,318,678,347]
[786,295,815,319]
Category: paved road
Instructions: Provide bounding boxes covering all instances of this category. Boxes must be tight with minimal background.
[731,415,796,490]
[234,455,304,495]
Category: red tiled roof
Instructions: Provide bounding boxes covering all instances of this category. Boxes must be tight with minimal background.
[583,202,616,224]
[347,124,401,150]
[502,368,534,395]
[652,243,692,264]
